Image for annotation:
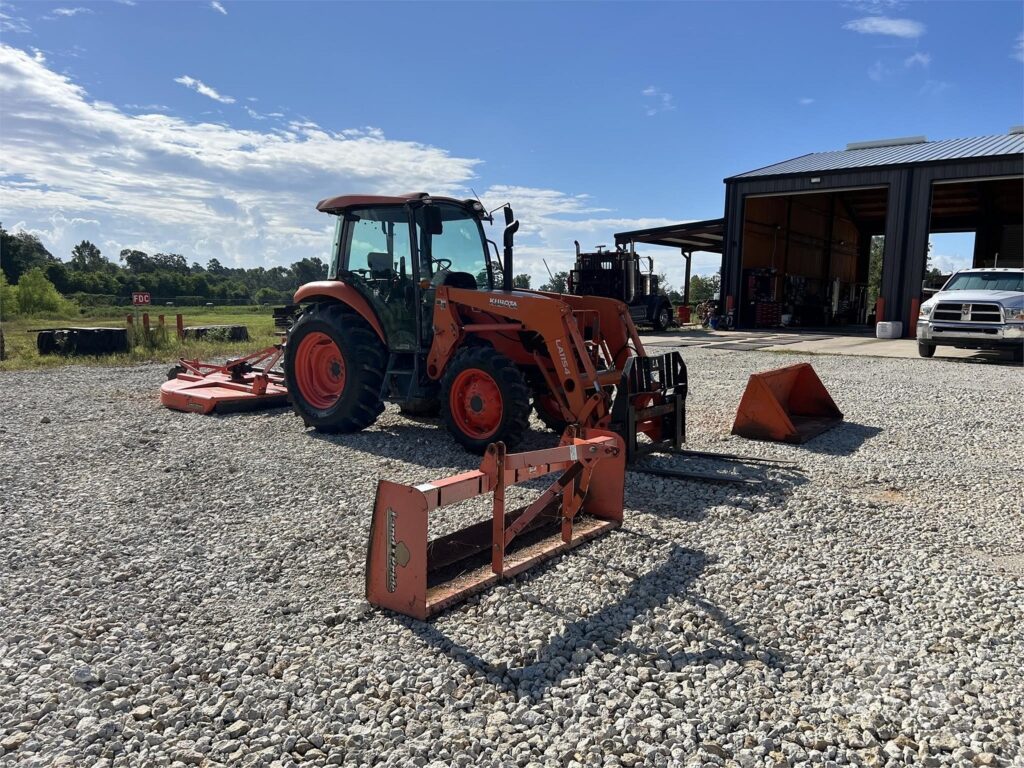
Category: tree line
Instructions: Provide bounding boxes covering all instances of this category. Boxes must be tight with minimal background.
[0,224,328,312]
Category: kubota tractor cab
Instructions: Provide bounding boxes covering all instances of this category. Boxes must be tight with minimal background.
[283,192,687,458]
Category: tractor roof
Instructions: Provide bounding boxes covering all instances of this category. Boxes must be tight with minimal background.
[315,193,475,214]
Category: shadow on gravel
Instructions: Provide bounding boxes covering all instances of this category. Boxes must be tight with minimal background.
[306,419,560,472]
[796,422,882,457]
[934,352,1022,367]
[402,544,786,702]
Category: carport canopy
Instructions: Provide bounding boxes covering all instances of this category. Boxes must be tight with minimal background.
[614,218,725,305]
[614,218,725,253]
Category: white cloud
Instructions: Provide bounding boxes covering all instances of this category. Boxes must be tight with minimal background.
[904,51,931,67]
[0,9,31,33]
[920,79,951,96]
[798,97,815,106]
[174,75,235,104]
[844,16,925,38]
[928,252,970,274]
[1014,33,1024,63]
[0,44,711,287]
[641,86,675,116]
[210,1,227,15]
[0,44,482,268]
[50,7,94,17]
[868,60,888,81]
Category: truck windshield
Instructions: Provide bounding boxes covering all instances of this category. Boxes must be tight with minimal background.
[942,272,1024,292]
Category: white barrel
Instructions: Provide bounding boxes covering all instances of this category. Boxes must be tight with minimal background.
[875,321,903,339]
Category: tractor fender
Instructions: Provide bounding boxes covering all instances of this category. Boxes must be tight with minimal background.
[293,281,386,342]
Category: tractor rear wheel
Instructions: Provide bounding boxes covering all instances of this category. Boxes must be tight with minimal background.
[441,346,530,453]
[284,303,386,432]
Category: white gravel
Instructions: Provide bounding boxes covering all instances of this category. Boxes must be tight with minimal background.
[1,349,1022,768]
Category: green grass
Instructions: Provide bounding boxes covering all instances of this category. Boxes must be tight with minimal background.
[0,306,279,371]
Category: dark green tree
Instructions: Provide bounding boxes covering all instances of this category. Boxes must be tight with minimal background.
[688,272,721,304]
[0,224,56,283]
[512,273,531,289]
[540,271,569,293]
[70,240,106,272]
[120,249,154,273]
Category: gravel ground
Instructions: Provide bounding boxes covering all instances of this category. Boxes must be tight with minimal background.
[1,348,1022,768]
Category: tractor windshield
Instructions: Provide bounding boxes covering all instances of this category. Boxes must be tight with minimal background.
[424,203,491,289]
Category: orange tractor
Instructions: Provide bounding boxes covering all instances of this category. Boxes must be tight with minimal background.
[281,193,687,461]
[166,193,814,619]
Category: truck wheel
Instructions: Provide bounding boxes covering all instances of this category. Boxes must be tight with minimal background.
[284,303,386,432]
[918,342,936,358]
[653,303,673,332]
[441,346,530,453]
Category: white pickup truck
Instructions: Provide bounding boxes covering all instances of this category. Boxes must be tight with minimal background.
[916,268,1024,361]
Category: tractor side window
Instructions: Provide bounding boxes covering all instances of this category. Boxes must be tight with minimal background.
[328,217,343,279]
[344,207,410,277]
[429,204,490,288]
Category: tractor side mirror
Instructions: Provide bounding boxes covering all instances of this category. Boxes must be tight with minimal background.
[422,206,444,235]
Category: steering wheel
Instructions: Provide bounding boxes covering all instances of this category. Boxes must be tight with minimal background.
[432,258,452,272]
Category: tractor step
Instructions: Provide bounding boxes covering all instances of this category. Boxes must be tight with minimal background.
[365,428,626,620]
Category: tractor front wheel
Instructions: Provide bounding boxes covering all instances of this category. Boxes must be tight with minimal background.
[284,303,386,432]
[441,346,530,453]
[533,391,569,434]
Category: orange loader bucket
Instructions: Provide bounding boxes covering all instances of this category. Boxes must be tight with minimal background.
[731,363,842,444]
[365,428,625,620]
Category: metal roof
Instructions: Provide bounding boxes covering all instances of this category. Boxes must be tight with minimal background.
[729,133,1024,180]
[614,218,725,253]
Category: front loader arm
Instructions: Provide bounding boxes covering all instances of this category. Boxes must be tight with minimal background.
[426,287,608,428]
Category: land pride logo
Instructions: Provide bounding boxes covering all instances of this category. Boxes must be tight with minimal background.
[489,297,518,310]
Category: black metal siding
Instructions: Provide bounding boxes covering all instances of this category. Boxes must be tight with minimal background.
[722,155,1023,334]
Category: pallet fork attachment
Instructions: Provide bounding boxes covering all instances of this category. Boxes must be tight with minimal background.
[610,350,687,464]
[366,428,626,620]
[160,345,289,414]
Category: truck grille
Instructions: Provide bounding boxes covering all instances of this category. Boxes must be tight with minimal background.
[933,302,1003,322]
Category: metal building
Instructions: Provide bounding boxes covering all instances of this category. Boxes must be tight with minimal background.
[618,131,1023,334]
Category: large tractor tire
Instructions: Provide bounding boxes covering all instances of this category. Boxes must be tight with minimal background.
[440,346,530,453]
[284,303,386,433]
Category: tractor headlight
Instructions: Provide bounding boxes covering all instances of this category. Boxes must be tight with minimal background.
[1003,306,1024,321]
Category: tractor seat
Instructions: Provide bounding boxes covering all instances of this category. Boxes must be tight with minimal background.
[367,252,394,279]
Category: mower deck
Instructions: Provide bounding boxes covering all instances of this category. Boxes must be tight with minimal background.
[161,372,289,414]
[160,346,289,415]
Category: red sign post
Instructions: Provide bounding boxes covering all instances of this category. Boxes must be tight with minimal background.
[132,292,151,306]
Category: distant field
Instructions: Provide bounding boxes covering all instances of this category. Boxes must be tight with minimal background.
[0,305,280,371]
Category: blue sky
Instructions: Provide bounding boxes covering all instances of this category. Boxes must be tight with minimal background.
[1,0,1021,288]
